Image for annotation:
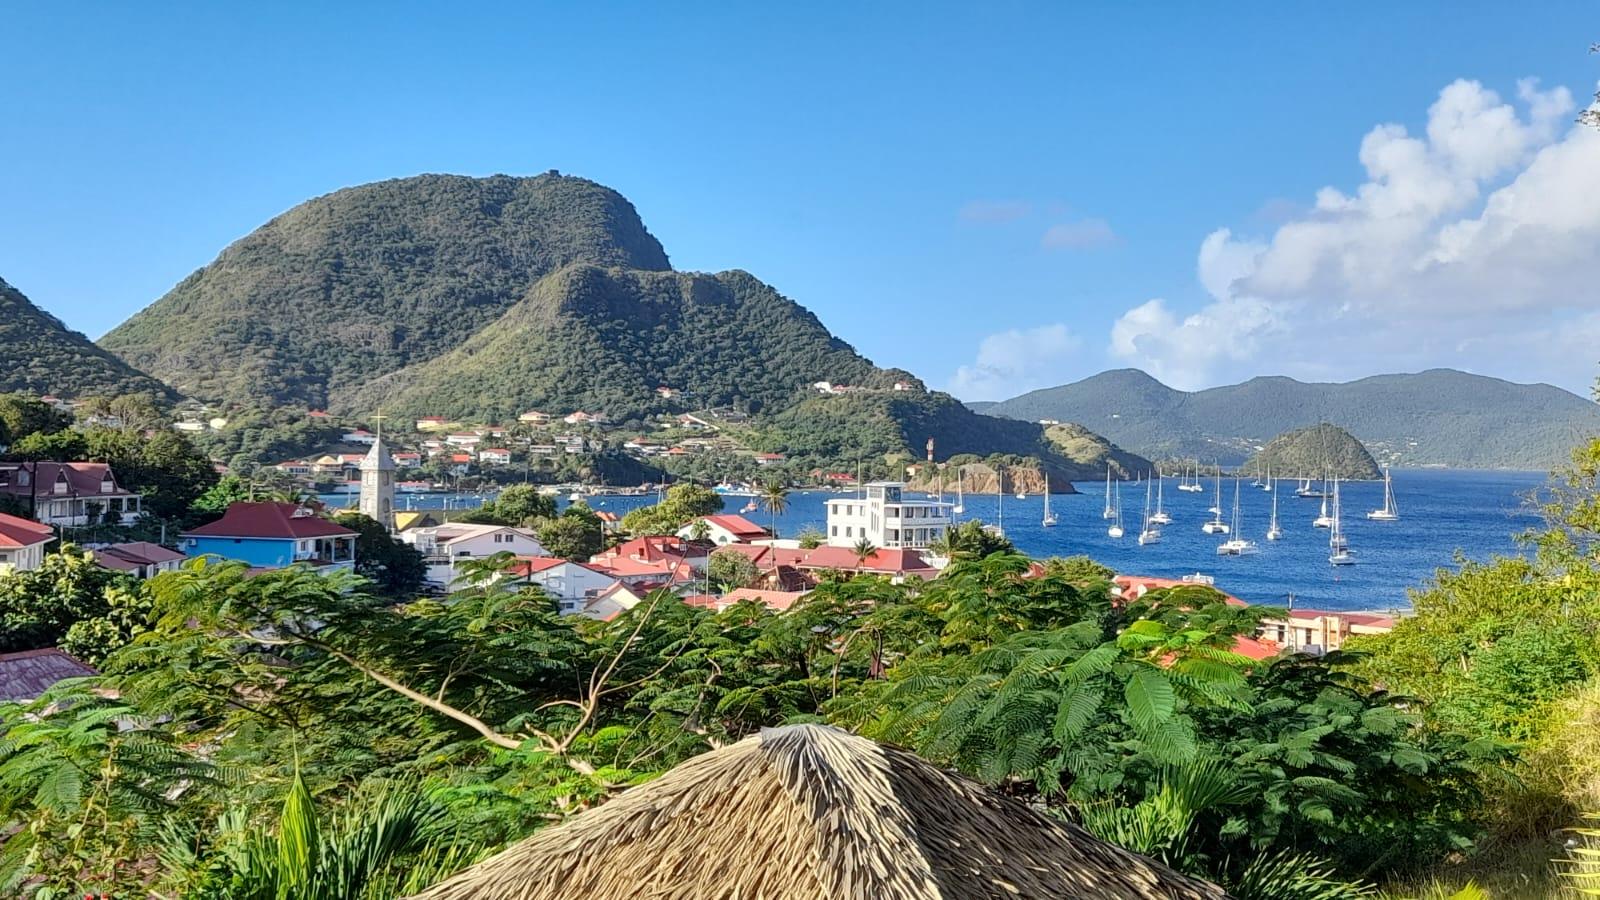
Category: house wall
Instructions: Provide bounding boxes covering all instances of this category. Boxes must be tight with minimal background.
[0,542,46,573]
[185,536,355,572]
[523,565,620,614]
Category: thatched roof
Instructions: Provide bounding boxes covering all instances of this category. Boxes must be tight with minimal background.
[408,724,1230,900]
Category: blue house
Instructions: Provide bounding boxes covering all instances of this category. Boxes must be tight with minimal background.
[182,502,357,572]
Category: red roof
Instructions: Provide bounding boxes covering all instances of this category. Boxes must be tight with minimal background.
[0,648,97,702]
[90,541,185,571]
[1232,635,1281,661]
[0,512,53,548]
[449,454,473,463]
[1114,575,1248,608]
[0,462,128,499]
[714,543,810,569]
[182,503,356,540]
[720,588,810,612]
[700,514,768,539]
[797,546,935,575]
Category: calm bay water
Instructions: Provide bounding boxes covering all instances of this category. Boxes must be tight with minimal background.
[338,469,1546,612]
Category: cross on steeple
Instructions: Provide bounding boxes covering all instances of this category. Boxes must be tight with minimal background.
[371,413,386,442]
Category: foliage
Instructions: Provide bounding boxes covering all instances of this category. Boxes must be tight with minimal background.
[930,519,1016,559]
[536,504,606,560]
[0,546,133,653]
[457,483,556,526]
[794,525,825,549]
[84,425,219,520]
[1560,814,1600,896]
[334,512,428,597]
[1244,423,1382,481]
[192,473,254,516]
[0,279,174,402]
[707,547,759,591]
[619,483,723,535]
[0,392,71,446]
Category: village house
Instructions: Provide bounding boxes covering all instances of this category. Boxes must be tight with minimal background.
[576,581,650,620]
[795,546,939,583]
[445,454,473,475]
[477,447,513,466]
[273,459,313,477]
[754,452,785,467]
[517,410,551,424]
[90,541,187,578]
[655,386,681,400]
[506,556,621,615]
[588,535,709,587]
[528,444,558,458]
[0,462,145,527]
[0,512,53,573]
[445,432,483,448]
[678,514,768,546]
[400,522,548,588]
[563,411,606,425]
[392,451,423,468]
[824,482,952,550]
[181,502,357,573]
[416,416,450,432]
[0,648,98,703]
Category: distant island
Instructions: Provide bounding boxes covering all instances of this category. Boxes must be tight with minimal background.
[1243,424,1381,481]
[973,368,1600,471]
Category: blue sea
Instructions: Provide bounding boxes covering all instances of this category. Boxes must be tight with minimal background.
[337,469,1547,613]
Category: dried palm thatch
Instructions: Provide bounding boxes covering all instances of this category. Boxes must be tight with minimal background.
[408,724,1230,899]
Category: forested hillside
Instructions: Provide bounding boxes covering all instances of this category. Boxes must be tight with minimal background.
[341,266,895,422]
[0,277,175,400]
[980,368,1600,469]
[1243,423,1381,480]
[99,173,670,408]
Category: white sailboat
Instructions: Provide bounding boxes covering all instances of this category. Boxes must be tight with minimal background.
[1102,464,1116,519]
[1138,477,1162,545]
[1266,478,1283,541]
[952,467,965,515]
[1201,474,1230,534]
[1295,475,1316,498]
[1042,475,1058,527]
[1107,478,1125,538]
[1149,467,1171,525]
[987,465,1006,539]
[1312,477,1333,529]
[1217,479,1259,555]
[1178,461,1204,492]
[1329,479,1355,565]
[1367,466,1399,521]
[1261,464,1273,491]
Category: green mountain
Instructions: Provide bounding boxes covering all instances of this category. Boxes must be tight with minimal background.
[100,172,1140,477]
[1243,424,1381,481]
[100,173,670,408]
[979,369,1600,470]
[0,277,175,400]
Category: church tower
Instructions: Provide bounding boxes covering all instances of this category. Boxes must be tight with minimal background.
[359,421,396,531]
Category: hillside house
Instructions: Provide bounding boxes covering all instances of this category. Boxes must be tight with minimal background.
[678,514,768,546]
[416,416,450,432]
[0,462,144,527]
[506,557,620,615]
[90,541,186,578]
[0,648,97,703]
[518,410,551,424]
[754,452,785,467]
[477,448,513,465]
[401,522,547,588]
[182,502,357,573]
[563,411,606,425]
[343,429,378,446]
[824,482,952,550]
[0,513,53,573]
[445,432,483,448]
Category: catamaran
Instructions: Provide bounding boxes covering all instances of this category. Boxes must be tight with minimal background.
[1312,477,1334,529]
[1138,478,1162,545]
[1107,478,1125,538]
[1266,478,1283,541]
[1149,467,1172,525]
[1178,461,1204,492]
[1329,479,1355,565]
[1102,463,1116,519]
[1217,479,1259,555]
[1367,466,1399,521]
[1042,475,1058,527]
[1207,469,1224,516]
[1201,475,1230,534]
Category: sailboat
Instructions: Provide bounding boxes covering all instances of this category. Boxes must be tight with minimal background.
[1042,475,1058,527]
[1149,467,1171,525]
[1329,479,1355,565]
[986,466,1006,538]
[1201,475,1230,534]
[1217,479,1259,555]
[1312,478,1334,529]
[1137,478,1161,545]
[1102,464,1116,519]
[952,468,965,515]
[740,499,758,514]
[1295,474,1316,498]
[1266,478,1283,541]
[1107,479,1125,538]
[1178,461,1204,492]
[1260,464,1273,491]
[1367,466,1399,521]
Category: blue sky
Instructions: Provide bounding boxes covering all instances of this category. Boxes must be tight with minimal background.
[4,3,1598,397]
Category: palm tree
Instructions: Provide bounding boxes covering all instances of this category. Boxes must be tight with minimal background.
[760,480,789,539]
[852,537,878,565]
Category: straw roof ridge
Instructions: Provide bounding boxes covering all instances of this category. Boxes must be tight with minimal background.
[408,723,1230,899]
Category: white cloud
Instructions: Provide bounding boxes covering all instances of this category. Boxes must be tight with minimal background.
[949,324,1084,399]
[1041,218,1117,250]
[958,200,1032,223]
[1109,77,1600,392]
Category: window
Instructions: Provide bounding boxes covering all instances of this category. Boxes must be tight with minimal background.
[845,526,853,538]
[830,526,838,536]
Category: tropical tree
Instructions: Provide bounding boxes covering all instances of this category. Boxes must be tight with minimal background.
[759,480,788,538]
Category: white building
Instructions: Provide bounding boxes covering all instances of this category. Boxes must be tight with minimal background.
[509,557,621,615]
[0,463,143,527]
[825,482,951,550]
[0,513,53,573]
[401,522,548,588]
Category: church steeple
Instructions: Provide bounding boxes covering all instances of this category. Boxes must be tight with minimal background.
[359,415,395,531]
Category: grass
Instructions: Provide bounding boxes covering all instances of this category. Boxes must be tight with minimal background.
[1383,837,1568,899]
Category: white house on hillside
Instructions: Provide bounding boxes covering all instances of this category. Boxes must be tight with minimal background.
[677,514,768,546]
[508,557,621,615]
[400,522,548,587]
[0,513,53,573]
[825,482,952,550]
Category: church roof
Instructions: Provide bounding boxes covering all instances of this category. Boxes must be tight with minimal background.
[362,434,396,471]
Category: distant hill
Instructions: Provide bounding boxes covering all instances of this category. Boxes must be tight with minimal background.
[978,369,1600,470]
[98,172,1134,476]
[0,277,174,400]
[100,173,671,409]
[1243,424,1380,481]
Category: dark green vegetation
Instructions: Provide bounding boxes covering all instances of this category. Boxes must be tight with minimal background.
[100,173,669,409]
[980,368,1600,470]
[95,172,1134,475]
[1243,423,1382,481]
[0,278,174,401]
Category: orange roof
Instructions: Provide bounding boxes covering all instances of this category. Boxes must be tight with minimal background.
[1114,575,1247,608]
[720,588,810,612]
[1231,635,1281,661]
[797,546,935,575]
[700,514,768,539]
